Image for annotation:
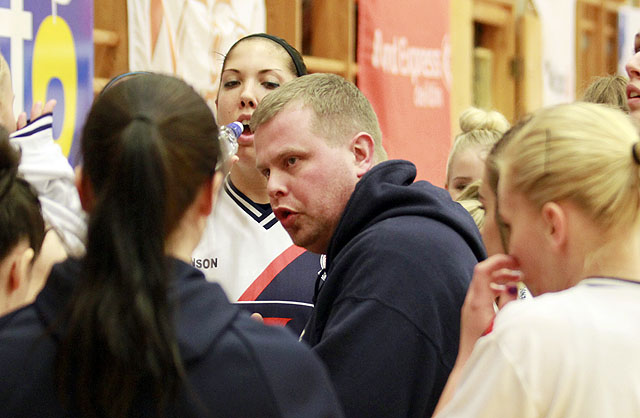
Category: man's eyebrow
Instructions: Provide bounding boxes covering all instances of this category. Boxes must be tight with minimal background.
[271,147,304,161]
[257,146,306,169]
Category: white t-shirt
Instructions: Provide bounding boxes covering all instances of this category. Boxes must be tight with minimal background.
[10,114,86,257]
[437,277,640,418]
[192,178,318,333]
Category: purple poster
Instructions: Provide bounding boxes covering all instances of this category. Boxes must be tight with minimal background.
[0,0,93,164]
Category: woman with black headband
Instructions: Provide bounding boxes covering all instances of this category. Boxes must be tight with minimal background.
[192,33,319,335]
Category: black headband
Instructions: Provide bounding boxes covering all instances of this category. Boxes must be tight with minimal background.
[229,33,307,77]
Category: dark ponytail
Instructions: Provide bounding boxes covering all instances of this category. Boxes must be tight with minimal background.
[0,126,45,262]
[56,73,220,418]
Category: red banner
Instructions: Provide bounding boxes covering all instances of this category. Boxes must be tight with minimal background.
[357,0,451,184]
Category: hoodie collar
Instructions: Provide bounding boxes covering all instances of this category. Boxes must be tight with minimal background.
[326,159,486,265]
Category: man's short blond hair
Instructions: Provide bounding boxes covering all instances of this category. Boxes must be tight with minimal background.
[251,73,388,163]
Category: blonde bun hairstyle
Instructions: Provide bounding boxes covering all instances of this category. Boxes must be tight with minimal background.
[446,107,510,186]
[458,107,510,134]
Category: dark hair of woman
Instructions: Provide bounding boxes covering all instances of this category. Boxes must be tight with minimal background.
[55,73,220,418]
[0,126,45,261]
[223,33,308,77]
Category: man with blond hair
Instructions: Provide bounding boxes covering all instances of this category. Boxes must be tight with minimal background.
[253,73,485,417]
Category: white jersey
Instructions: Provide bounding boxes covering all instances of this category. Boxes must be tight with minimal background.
[10,114,86,257]
[192,178,318,334]
[437,277,640,418]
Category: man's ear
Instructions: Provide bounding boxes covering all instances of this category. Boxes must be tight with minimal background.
[75,165,94,212]
[541,202,567,252]
[351,132,375,178]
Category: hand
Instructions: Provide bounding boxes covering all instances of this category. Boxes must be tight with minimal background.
[218,154,239,177]
[250,312,264,323]
[433,255,522,417]
[458,254,521,360]
[16,99,57,130]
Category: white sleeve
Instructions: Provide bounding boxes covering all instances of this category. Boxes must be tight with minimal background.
[435,332,540,418]
[10,114,87,256]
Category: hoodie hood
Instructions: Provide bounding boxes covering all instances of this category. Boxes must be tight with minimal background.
[327,160,486,264]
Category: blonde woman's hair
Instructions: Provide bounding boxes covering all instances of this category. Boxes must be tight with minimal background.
[446,107,510,186]
[251,73,388,164]
[456,180,484,229]
[498,102,640,234]
[581,74,630,113]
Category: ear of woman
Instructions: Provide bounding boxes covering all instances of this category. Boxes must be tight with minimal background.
[165,172,225,263]
[541,201,568,251]
[206,171,225,215]
[15,246,34,292]
[0,241,34,315]
[74,166,94,213]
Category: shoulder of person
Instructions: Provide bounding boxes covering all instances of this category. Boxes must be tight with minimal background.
[210,316,344,416]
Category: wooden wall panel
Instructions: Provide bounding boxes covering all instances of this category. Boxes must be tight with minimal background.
[93,0,129,93]
[265,0,303,50]
[308,0,356,81]
[474,0,517,122]
[450,0,474,138]
[576,0,626,95]
[516,11,542,116]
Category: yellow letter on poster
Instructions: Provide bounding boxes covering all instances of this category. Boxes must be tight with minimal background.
[32,15,77,156]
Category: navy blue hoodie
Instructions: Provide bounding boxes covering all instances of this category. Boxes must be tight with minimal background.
[303,160,486,417]
[0,258,344,417]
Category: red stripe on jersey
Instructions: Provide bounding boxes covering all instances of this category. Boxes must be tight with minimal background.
[237,245,306,301]
[263,317,293,327]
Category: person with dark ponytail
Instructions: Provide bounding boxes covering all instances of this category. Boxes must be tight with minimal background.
[0,73,344,418]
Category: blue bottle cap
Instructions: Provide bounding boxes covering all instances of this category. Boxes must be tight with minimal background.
[226,121,243,139]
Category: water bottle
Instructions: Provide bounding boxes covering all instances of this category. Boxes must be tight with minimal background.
[216,121,243,172]
[219,121,242,159]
